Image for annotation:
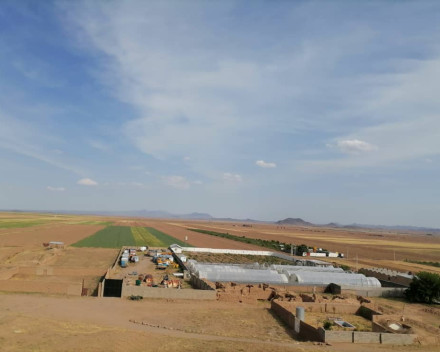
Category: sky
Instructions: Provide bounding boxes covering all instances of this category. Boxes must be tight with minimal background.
[1,1,440,227]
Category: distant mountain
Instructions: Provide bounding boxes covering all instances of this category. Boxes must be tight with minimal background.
[91,210,214,220]
[341,223,440,234]
[2,208,439,234]
[276,218,313,226]
[326,222,341,228]
[178,212,213,220]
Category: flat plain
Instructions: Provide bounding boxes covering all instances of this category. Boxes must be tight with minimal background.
[1,212,440,351]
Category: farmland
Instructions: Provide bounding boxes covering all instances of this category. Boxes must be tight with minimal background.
[72,226,135,248]
[1,212,440,351]
[72,226,189,248]
[145,227,188,247]
[171,221,440,275]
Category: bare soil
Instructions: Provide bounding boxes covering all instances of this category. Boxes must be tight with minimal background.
[1,293,439,352]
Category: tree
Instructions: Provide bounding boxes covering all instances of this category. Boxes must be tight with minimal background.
[404,271,440,304]
[297,244,309,255]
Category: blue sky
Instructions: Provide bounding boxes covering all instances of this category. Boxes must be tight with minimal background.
[1,1,440,227]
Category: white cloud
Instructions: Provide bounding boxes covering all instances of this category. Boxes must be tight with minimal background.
[77,178,98,186]
[334,139,377,154]
[256,160,276,168]
[192,180,203,185]
[223,173,242,182]
[162,176,190,190]
[47,186,65,192]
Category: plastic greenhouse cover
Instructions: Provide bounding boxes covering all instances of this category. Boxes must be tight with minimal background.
[270,265,343,272]
[291,272,381,287]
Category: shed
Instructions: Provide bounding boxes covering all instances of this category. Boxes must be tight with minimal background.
[170,244,183,253]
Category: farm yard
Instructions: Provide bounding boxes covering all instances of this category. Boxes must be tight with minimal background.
[72,226,189,248]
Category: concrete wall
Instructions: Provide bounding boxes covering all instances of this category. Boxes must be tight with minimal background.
[190,275,215,290]
[300,320,322,341]
[319,329,416,345]
[276,301,360,314]
[381,333,417,345]
[357,305,382,320]
[0,280,82,296]
[353,331,381,344]
[344,287,405,298]
[121,284,216,300]
[271,300,296,329]
[318,329,353,343]
[272,301,416,345]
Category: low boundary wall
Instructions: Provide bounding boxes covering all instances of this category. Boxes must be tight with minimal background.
[190,275,215,290]
[121,284,216,300]
[343,287,406,298]
[271,300,416,345]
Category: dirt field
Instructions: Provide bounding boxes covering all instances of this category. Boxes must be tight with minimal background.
[0,223,106,247]
[1,293,439,352]
[1,212,440,351]
[0,213,118,295]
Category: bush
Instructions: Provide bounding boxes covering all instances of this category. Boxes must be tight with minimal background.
[405,271,440,304]
[339,264,351,272]
[323,320,333,330]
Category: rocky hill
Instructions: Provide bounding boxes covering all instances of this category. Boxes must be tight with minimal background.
[276,218,313,226]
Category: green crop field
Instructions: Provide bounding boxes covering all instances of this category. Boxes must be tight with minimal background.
[131,227,164,247]
[72,226,135,248]
[72,226,190,248]
[0,219,52,228]
[145,227,189,247]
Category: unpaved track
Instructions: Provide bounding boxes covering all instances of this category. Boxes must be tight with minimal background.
[0,293,438,352]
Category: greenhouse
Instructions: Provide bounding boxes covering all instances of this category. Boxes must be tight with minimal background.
[270,265,344,273]
[186,260,381,287]
[187,261,289,284]
[290,271,381,287]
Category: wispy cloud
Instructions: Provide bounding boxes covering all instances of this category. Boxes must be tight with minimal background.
[0,112,84,175]
[332,139,377,154]
[256,160,277,168]
[162,176,190,190]
[223,173,242,183]
[77,178,98,186]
